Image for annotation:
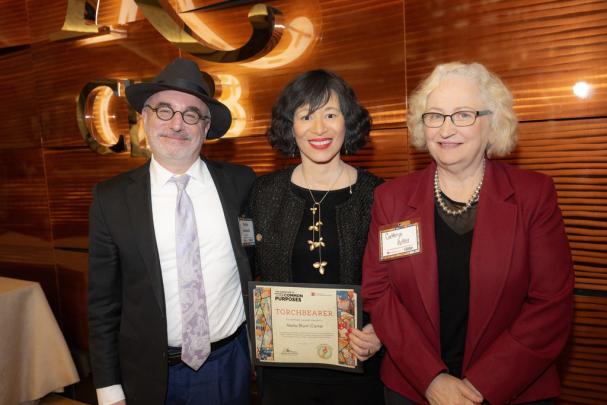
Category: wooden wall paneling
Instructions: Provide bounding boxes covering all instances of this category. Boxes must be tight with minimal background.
[405,0,607,122]
[559,295,607,404]
[203,126,410,179]
[57,262,89,350]
[44,147,145,348]
[32,20,179,149]
[308,0,406,128]
[28,0,406,162]
[497,118,607,293]
[26,0,78,44]
[348,128,409,180]
[97,0,324,139]
[45,146,147,349]
[0,0,31,47]
[202,135,297,176]
[0,146,59,315]
[0,263,61,317]
[0,148,54,263]
[409,148,433,173]
[0,49,41,149]
[185,0,407,138]
[44,148,146,244]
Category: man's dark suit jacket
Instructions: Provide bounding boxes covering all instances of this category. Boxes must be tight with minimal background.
[88,158,256,405]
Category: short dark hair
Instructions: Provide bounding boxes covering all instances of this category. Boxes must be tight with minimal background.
[267,69,371,156]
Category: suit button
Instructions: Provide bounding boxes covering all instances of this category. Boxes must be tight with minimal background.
[256,233,262,242]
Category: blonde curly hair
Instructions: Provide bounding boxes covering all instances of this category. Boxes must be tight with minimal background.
[407,62,518,157]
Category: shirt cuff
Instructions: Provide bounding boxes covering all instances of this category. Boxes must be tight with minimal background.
[96,384,125,405]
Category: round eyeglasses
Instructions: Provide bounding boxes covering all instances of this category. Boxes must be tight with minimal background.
[144,104,211,125]
[421,110,492,128]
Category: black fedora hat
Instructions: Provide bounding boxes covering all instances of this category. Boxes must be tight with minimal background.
[125,58,231,139]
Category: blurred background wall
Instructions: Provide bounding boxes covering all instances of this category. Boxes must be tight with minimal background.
[0,0,605,403]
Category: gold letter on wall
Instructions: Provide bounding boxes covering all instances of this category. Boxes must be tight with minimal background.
[134,0,284,62]
[77,80,151,157]
[78,73,248,154]
[50,0,100,41]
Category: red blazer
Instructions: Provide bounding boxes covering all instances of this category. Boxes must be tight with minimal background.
[362,160,574,404]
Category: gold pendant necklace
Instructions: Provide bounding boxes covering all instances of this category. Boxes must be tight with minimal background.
[302,164,345,275]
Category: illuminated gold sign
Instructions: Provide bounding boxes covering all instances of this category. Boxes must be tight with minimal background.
[136,1,284,62]
[214,74,246,138]
[47,1,316,66]
[51,1,286,63]
[49,0,100,41]
[40,1,318,154]
[78,74,246,155]
[241,16,314,69]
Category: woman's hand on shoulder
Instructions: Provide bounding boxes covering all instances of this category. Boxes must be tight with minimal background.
[425,373,483,405]
[348,323,382,361]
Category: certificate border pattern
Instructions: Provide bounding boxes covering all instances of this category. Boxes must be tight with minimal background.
[336,289,357,367]
[253,286,274,361]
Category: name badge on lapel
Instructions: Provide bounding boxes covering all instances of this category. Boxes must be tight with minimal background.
[238,217,255,247]
[379,220,421,261]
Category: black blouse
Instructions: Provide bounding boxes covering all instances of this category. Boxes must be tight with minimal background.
[435,192,478,378]
[290,183,352,284]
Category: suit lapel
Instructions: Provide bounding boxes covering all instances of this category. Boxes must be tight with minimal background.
[464,161,517,368]
[126,162,166,316]
[405,164,440,335]
[205,160,247,264]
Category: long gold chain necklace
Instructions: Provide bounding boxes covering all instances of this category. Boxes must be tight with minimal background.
[434,160,485,216]
[302,164,345,275]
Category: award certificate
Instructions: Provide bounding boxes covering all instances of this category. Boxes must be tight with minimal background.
[248,281,363,372]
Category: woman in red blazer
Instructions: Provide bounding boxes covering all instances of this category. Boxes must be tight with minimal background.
[362,62,574,405]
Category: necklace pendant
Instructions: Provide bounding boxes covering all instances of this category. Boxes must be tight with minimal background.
[313,261,327,275]
[302,168,343,278]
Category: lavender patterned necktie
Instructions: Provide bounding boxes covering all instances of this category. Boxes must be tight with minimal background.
[171,175,210,370]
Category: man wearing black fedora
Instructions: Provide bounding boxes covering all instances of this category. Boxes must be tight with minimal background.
[88,58,255,405]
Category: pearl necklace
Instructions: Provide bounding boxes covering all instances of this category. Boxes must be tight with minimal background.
[302,164,345,275]
[434,161,485,216]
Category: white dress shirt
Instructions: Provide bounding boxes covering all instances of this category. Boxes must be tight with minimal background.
[97,156,246,405]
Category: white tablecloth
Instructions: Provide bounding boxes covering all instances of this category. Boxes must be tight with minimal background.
[0,277,79,404]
